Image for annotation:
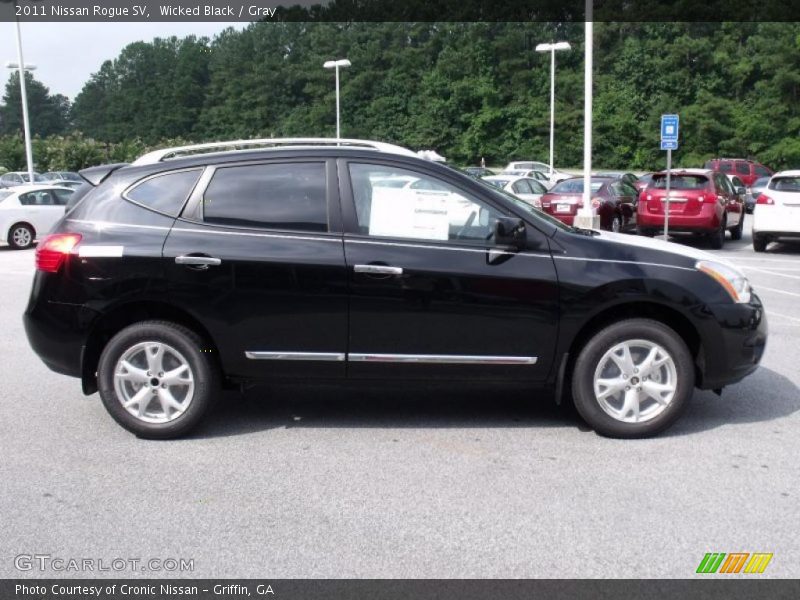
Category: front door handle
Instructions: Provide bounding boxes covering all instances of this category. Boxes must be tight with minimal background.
[175,255,222,267]
[354,264,403,276]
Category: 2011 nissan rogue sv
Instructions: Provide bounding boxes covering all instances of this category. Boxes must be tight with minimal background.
[23,139,767,439]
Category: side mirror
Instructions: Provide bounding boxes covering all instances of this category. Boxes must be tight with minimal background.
[494,217,526,248]
[736,186,746,196]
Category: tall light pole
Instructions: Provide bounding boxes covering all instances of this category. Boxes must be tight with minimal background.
[575,0,599,229]
[323,59,351,139]
[535,41,570,179]
[8,5,36,184]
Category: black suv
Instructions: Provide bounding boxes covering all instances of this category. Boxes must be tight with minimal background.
[24,139,767,439]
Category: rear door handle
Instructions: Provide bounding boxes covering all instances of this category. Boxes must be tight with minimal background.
[175,255,222,267]
[354,264,403,276]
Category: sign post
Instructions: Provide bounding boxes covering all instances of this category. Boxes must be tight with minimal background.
[660,114,679,239]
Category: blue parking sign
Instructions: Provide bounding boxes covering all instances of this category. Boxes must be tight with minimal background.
[661,114,679,145]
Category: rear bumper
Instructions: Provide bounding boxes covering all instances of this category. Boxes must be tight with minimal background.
[637,202,721,232]
[697,294,767,390]
[753,208,800,236]
[23,274,94,379]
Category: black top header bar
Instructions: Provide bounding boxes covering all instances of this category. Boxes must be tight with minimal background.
[1,0,799,22]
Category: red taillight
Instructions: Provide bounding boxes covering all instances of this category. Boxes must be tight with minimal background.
[35,233,82,272]
[757,194,775,205]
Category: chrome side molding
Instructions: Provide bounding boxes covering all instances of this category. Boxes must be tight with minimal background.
[347,353,538,365]
[244,351,346,362]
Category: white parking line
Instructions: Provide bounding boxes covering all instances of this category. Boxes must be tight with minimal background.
[767,311,800,326]
[754,285,800,298]
[742,267,800,281]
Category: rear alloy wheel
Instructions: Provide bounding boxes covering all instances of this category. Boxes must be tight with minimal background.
[571,318,694,438]
[709,218,726,249]
[97,320,219,439]
[730,213,744,241]
[8,223,34,249]
[753,235,768,253]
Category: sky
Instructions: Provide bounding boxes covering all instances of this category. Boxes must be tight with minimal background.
[0,22,248,101]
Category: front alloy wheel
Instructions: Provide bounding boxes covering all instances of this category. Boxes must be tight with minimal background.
[572,318,693,438]
[593,340,677,423]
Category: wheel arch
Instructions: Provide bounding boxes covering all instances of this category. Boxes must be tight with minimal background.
[81,300,224,395]
[557,300,704,404]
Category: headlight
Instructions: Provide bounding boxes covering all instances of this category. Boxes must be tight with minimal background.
[696,260,751,303]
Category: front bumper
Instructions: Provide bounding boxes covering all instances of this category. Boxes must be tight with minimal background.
[697,293,767,390]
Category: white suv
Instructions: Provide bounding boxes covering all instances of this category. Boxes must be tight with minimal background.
[752,170,800,252]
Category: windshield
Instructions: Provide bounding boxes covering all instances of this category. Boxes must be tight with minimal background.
[769,176,800,192]
[486,185,573,232]
[551,179,604,194]
[651,174,709,190]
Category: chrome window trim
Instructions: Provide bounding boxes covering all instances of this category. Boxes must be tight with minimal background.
[245,351,346,362]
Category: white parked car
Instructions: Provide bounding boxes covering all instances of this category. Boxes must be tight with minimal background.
[502,161,570,185]
[502,169,553,189]
[752,170,800,252]
[0,171,47,188]
[0,186,74,249]
[481,175,548,208]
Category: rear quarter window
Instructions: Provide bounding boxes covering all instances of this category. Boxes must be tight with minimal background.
[125,168,203,216]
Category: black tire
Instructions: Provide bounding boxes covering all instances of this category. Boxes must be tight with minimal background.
[637,227,655,237]
[571,318,694,438]
[753,235,768,253]
[7,223,34,249]
[708,218,726,249]
[730,213,744,241]
[97,320,219,439]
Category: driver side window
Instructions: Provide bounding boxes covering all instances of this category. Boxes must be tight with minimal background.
[349,163,503,244]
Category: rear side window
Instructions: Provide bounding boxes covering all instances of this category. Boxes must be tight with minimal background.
[754,165,771,177]
[202,162,327,232]
[735,162,750,175]
[719,162,733,173]
[652,175,709,190]
[19,190,57,205]
[52,189,74,205]
[126,169,202,216]
[512,180,533,194]
[769,177,800,192]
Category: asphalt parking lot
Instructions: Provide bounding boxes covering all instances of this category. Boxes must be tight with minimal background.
[1,221,798,579]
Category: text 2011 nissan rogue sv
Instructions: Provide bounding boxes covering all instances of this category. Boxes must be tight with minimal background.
[23,139,767,439]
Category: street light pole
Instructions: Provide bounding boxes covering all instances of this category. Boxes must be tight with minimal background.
[535,41,570,179]
[323,59,351,139]
[10,7,35,183]
[575,0,599,229]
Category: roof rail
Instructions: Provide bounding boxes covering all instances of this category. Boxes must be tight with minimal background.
[130,137,418,166]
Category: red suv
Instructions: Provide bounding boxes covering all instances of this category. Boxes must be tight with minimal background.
[704,158,772,187]
[637,169,744,249]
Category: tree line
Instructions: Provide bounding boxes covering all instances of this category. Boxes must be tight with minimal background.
[0,21,799,172]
